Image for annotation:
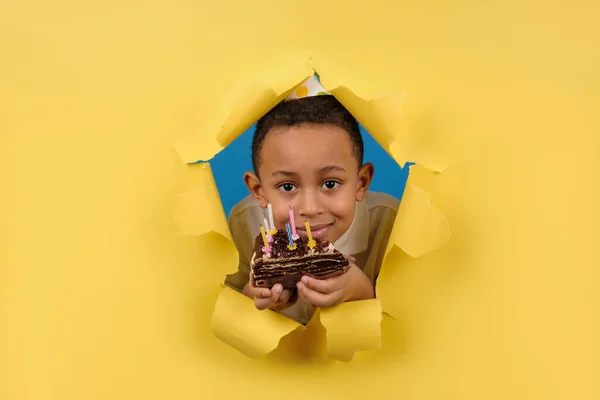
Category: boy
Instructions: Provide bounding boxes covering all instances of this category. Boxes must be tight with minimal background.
[224,77,399,325]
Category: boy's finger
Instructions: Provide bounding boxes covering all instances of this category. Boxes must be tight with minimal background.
[254,297,275,310]
[300,275,342,294]
[275,288,293,305]
[297,282,339,308]
[270,284,283,301]
[251,287,271,298]
[248,279,272,298]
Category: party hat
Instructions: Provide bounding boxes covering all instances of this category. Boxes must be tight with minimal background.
[285,74,330,100]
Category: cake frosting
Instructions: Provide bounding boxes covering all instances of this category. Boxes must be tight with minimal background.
[250,229,349,289]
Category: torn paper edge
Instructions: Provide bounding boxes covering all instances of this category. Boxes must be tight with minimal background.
[211,286,305,359]
[383,164,451,260]
[319,298,383,363]
[172,55,451,361]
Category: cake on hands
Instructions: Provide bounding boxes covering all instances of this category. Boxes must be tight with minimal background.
[250,221,350,290]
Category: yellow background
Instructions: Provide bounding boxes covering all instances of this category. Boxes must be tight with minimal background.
[1,1,598,399]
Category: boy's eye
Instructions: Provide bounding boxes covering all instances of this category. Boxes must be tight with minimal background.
[321,180,340,190]
[278,183,297,192]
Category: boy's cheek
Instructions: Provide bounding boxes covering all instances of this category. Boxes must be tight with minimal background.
[274,207,292,229]
[331,198,355,222]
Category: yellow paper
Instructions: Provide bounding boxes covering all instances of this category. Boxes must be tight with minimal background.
[265,309,329,363]
[173,52,314,164]
[172,62,449,360]
[311,59,406,152]
[389,129,450,173]
[384,165,451,258]
[3,1,598,399]
[211,287,303,359]
[172,163,231,241]
[217,58,314,148]
[319,299,383,362]
[172,125,226,165]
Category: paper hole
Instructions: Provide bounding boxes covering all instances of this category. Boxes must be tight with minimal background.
[188,82,423,361]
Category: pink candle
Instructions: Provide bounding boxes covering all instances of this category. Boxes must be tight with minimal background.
[289,206,298,239]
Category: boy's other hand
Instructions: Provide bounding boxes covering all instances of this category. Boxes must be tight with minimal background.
[296,262,375,308]
[244,282,296,311]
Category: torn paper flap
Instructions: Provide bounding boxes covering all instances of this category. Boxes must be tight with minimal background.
[217,63,314,149]
[309,58,406,151]
[172,106,229,164]
[319,299,383,362]
[327,86,406,153]
[172,163,231,241]
[388,108,452,172]
[172,132,224,165]
[389,135,449,173]
[384,168,451,258]
[211,287,304,359]
[174,52,313,164]
[263,309,331,363]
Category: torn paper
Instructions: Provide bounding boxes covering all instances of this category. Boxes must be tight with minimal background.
[309,59,406,153]
[384,164,451,258]
[172,56,450,361]
[329,87,406,153]
[172,163,231,241]
[211,287,304,358]
[172,119,226,165]
[217,67,313,148]
[173,52,314,164]
[320,299,383,362]
[389,127,450,173]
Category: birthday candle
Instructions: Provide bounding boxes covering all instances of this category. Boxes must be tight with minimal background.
[305,220,316,249]
[263,218,273,242]
[285,223,295,247]
[259,225,270,251]
[267,204,276,233]
[288,206,298,239]
[305,221,313,241]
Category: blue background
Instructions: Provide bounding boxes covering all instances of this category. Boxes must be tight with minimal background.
[207,124,411,217]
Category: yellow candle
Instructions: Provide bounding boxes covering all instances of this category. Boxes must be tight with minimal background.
[304,221,312,240]
[305,221,316,249]
[260,226,269,248]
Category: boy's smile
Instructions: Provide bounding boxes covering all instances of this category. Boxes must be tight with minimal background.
[295,223,331,240]
[244,123,373,244]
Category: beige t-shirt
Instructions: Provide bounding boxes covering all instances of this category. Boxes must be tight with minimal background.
[224,191,400,324]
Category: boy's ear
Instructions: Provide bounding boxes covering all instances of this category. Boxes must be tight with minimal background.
[356,162,374,202]
[244,172,269,208]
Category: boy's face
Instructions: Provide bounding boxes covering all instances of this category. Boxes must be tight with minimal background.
[245,124,374,244]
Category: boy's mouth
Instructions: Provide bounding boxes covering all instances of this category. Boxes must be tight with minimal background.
[296,223,332,240]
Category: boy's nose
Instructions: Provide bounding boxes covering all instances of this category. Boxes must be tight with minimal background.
[297,189,324,218]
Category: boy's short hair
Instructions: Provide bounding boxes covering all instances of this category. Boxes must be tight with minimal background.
[252,96,364,175]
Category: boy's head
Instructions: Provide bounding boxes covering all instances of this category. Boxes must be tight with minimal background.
[244,95,374,244]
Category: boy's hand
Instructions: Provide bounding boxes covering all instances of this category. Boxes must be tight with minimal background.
[296,260,375,308]
[244,282,297,311]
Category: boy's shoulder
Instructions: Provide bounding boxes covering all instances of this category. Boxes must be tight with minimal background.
[228,194,261,221]
[364,191,400,213]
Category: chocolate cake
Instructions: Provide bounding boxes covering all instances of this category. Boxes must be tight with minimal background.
[250,229,350,289]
